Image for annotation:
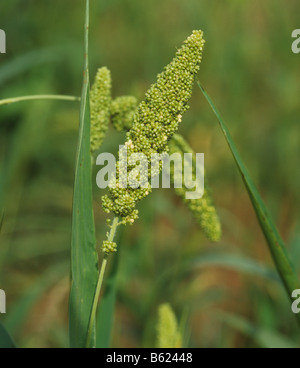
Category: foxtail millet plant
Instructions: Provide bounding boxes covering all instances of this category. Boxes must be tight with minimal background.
[104,100,222,242]
[111,96,138,132]
[90,67,112,154]
[1,1,299,349]
[86,30,207,347]
[90,77,221,242]
[101,30,206,227]
[156,304,182,349]
[169,134,221,242]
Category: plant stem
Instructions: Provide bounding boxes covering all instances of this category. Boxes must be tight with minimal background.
[86,217,119,348]
[0,95,80,106]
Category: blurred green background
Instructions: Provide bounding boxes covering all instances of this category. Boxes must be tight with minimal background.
[0,0,300,348]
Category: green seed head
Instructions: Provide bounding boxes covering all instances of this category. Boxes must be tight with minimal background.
[169,134,222,242]
[111,96,138,132]
[156,304,182,349]
[102,31,205,224]
[102,240,117,254]
[90,67,112,154]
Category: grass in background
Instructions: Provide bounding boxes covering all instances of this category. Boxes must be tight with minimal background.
[199,82,300,327]
[0,0,300,348]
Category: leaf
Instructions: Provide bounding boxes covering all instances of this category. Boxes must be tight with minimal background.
[69,0,99,348]
[0,212,4,234]
[0,323,16,349]
[0,95,80,107]
[189,253,280,283]
[0,48,59,86]
[96,228,123,348]
[198,82,300,326]
[220,313,298,349]
[4,261,67,336]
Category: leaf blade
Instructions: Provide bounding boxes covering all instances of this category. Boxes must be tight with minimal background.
[189,253,280,283]
[220,313,298,349]
[0,323,16,349]
[69,0,98,348]
[198,82,300,325]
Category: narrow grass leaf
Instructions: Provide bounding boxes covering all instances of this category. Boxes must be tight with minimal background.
[0,48,59,86]
[220,313,298,349]
[0,95,80,107]
[69,0,98,348]
[4,261,67,336]
[198,82,300,326]
[0,323,16,348]
[0,212,4,234]
[189,253,280,283]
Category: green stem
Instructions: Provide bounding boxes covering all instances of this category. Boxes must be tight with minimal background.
[86,217,119,348]
[0,95,80,106]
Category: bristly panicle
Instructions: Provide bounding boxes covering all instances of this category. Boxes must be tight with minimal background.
[156,304,182,349]
[102,31,205,224]
[101,240,117,254]
[169,134,221,242]
[111,96,138,132]
[90,67,112,154]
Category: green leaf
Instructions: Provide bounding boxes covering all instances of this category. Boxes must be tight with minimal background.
[69,0,99,348]
[0,323,16,349]
[220,313,298,349]
[189,253,280,283]
[4,261,67,336]
[0,212,4,234]
[198,82,300,326]
[0,48,59,86]
[0,95,80,107]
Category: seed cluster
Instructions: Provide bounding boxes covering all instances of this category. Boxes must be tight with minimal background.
[102,31,205,224]
[169,134,221,242]
[111,96,138,132]
[102,240,117,254]
[90,67,112,154]
[157,304,182,349]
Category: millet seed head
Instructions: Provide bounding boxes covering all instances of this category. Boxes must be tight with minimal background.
[90,67,112,154]
[102,31,205,224]
[111,96,138,132]
[102,240,117,254]
[169,134,222,242]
